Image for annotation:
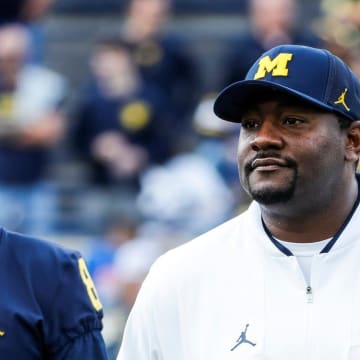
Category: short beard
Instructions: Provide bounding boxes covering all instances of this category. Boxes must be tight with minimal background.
[243,152,298,205]
[248,169,297,205]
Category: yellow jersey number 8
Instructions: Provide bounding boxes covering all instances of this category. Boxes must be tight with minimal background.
[78,257,103,312]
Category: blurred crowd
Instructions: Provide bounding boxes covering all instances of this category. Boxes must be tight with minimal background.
[0,0,359,357]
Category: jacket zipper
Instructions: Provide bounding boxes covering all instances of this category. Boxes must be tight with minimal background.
[306,286,313,304]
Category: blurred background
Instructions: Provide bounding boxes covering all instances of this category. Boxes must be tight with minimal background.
[0,0,359,357]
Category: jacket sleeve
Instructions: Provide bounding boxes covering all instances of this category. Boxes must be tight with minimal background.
[54,329,108,360]
[38,250,108,359]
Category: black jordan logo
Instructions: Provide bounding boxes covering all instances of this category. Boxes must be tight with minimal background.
[230,324,256,351]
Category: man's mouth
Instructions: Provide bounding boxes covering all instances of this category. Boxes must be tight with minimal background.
[251,157,288,171]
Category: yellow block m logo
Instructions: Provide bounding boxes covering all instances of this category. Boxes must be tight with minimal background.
[254,53,293,80]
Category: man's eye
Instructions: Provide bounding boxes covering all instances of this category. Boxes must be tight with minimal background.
[241,119,259,129]
[283,117,304,125]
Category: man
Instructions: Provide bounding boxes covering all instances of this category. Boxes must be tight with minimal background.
[117,44,360,359]
[0,227,109,358]
[120,0,199,152]
[0,24,65,234]
[73,36,173,188]
[223,0,323,85]
[0,0,55,64]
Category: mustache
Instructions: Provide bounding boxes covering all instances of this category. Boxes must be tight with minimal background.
[244,152,297,175]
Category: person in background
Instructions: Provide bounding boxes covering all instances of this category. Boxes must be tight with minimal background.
[71,35,174,230]
[316,0,360,77]
[0,0,55,63]
[0,24,66,235]
[72,36,173,191]
[222,0,323,85]
[121,0,199,151]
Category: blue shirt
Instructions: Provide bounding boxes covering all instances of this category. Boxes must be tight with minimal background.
[0,228,108,359]
[73,82,173,185]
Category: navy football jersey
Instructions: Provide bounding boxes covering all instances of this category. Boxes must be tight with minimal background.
[0,228,108,359]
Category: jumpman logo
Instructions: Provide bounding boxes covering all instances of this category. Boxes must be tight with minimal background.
[334,88,350,111]
[230,324,256,351]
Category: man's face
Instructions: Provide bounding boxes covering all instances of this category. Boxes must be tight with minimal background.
[250,0,296,35]
[0,27,27,83]
[237,99,347,206]
[130,0,170,30]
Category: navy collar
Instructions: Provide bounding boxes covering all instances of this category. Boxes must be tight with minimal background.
[262,174,360,256]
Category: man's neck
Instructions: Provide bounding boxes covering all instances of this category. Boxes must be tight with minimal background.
[260,178,359,243]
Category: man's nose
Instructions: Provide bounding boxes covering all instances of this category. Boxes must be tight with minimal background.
[249,120,283,151]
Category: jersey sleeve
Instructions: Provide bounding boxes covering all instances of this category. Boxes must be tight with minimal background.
[39,250,108,359]
[52,329,108,360]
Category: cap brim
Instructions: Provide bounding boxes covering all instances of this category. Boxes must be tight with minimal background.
[213,80,337,123]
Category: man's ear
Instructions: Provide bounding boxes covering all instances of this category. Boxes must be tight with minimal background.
[345,120,360,163]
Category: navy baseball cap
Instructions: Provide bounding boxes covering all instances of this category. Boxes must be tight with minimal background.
[214,44,360,123]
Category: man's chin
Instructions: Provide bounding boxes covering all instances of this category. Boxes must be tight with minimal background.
[245,168,297,205]
[249,187,295,205]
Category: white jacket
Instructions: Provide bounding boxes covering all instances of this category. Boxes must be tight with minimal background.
[118,201,360,360]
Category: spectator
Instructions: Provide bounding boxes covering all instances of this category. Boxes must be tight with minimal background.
[222,0,324,86]
[0,0,55,63]
[0,24,66,235]
[72,36,173,193]
[121,0,199,151]
[316,0,360,76]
